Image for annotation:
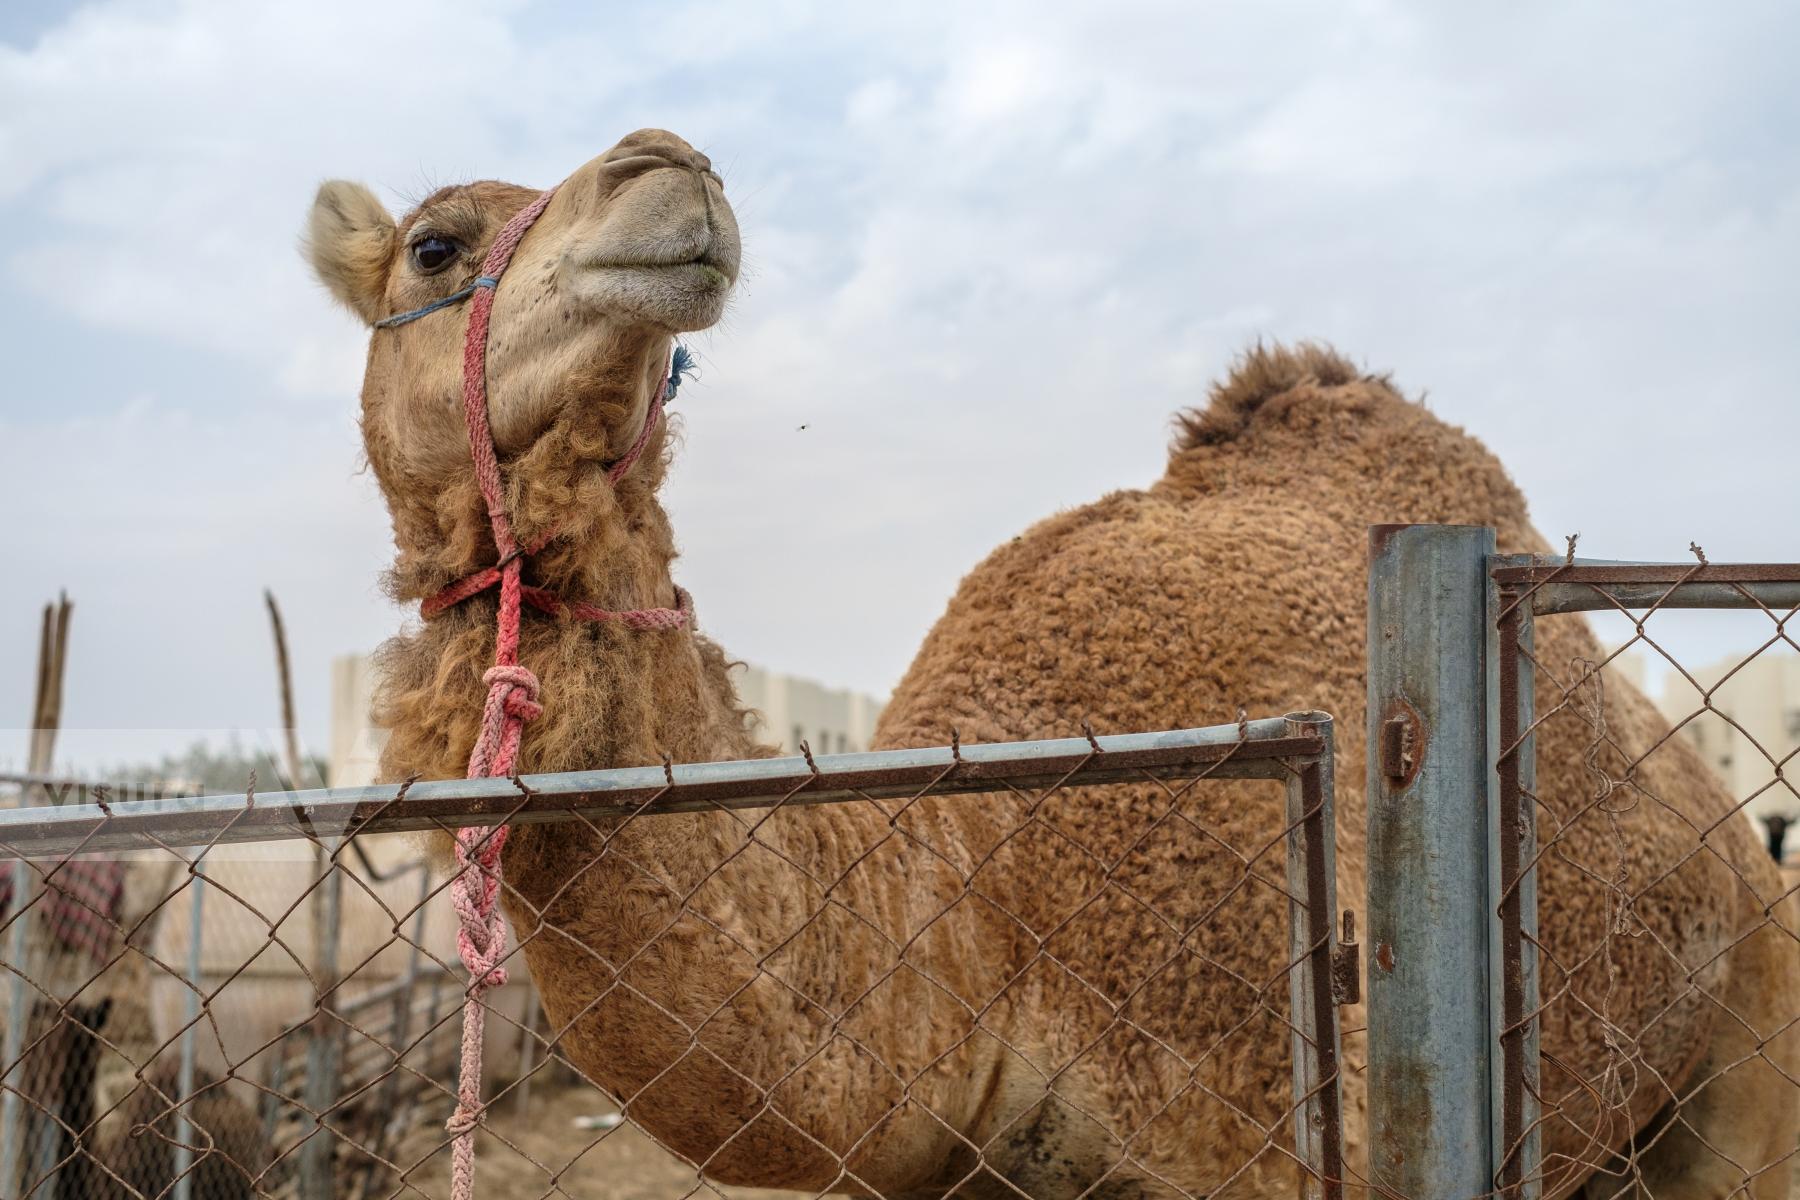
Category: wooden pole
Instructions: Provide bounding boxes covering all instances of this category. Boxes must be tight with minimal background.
[28,604,50,775]
[264,590,305,790]
[27,595,71,787]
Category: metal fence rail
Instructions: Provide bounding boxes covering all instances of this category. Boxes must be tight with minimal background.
[0,722,1318,860]
[0,717,1347,1200]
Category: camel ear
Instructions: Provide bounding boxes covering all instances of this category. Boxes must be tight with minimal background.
[304,180,396,325]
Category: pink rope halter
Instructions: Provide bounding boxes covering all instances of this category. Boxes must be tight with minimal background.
[377,184,693,1199]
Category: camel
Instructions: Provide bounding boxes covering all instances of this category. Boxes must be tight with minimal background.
[874,342,1800,1198]
[307,131,1796,1198]
[9,998,111,1199]
[96,1062,270,1200]
[4,994,269,1199]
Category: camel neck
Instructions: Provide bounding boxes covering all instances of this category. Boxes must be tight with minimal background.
[385,334,681,608]
[372,344,763,784]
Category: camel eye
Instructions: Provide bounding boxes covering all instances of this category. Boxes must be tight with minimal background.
[411,235,459,274]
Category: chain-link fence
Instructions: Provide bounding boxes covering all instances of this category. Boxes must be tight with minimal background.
[0,716,1347,1200]
[1491,552,1800,1200]
[12,533,1797,1200]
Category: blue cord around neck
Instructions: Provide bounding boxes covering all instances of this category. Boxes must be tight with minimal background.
[376,283,698,408]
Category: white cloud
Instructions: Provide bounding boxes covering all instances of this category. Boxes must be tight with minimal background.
[0,392,393,768]
[845,78,904,127]
[1,0,1796,764]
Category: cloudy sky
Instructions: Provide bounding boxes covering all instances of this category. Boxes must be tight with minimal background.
[1,0,1795,772]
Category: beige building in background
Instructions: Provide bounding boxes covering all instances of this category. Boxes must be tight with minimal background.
[1657,651,1800,825]
[731,663,885,756]
[328,654,886,787]
[1610,646,1800,843]
[330,653,386,787]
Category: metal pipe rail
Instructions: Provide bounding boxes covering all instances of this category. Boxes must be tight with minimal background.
[0,721,1321,859]
[1491,557,1800,615]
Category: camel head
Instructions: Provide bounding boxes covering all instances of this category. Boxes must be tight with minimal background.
[304,129,739,581]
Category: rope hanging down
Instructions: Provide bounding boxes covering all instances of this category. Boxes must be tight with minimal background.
[373,182,695,1200]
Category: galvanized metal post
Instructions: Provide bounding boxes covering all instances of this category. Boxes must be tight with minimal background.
[28,1107,56,1200]
[367,866,432,1170]
[259,1053,287,1164]
[297,849,343,1200]
[172,868,204,1200]
[1283,712,1344,1200]
[0,856,32,1200]
[1366,523,1496,1199]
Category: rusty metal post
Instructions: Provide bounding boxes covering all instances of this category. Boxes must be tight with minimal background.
[1489,574,1539,1199]
[1283,711,1344,1200]
[1366,523,1496,1199]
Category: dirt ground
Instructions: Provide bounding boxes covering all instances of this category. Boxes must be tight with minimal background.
[388,1083,817,1200]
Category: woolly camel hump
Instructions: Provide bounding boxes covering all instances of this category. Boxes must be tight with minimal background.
[876,341,1800,1198]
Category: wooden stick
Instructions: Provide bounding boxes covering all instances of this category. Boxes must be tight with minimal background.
[265,589,305,790]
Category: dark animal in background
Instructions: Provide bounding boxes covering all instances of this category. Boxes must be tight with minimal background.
[101,1061,270,1200]
[17,999,112,1200]
[1766,813,1792,864]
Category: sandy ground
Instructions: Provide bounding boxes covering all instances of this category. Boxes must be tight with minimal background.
[383,1087,1800,1200]
[386,1083,817,1200]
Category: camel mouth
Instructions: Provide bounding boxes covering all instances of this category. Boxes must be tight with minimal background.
[564,260,735,332]
[609,259,734,287]
[573,241,738,279]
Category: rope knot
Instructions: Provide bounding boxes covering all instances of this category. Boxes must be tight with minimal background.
[466,665,541,781]
[445,1103,484,1138]
[483,664,543,722]
[452,899,510,987]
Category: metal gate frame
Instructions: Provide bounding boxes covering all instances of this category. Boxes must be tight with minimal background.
[1368,523,1800,1200]
[1489,554,1800,1200]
